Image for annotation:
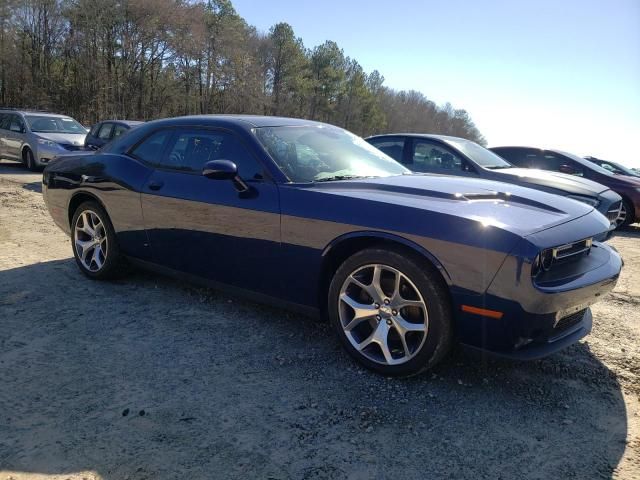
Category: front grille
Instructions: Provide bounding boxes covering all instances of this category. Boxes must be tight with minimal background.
[607,201,622,222]
[61,143,85,151]
[553,238,593,264]
[554,309,586,334]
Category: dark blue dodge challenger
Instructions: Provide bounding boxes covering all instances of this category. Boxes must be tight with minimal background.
[42,116,622,376]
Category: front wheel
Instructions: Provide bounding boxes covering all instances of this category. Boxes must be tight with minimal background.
[328,247,452,376]
[71,201,125,279]
[23,148,37,171]
[616,199,634,228]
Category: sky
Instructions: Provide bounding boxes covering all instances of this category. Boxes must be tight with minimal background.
[232,0,640,168]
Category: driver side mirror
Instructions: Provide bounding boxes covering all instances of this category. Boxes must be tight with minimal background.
[202,159,249,192]
[203,159,238,180]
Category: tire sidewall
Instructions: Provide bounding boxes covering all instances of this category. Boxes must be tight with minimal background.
[24,148,36,171]
[328,247,451,376]
[71,201,121,279]
[620,199,634,227]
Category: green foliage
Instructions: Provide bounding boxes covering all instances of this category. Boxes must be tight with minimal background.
[0,0,485,143]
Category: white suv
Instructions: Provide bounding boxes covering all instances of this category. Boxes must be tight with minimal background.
[0,109,88,170]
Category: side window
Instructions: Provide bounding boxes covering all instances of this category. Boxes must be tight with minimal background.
[97,123,113,140]
[164,129,263,179]
[9,114,24,133]
[0,114,8,130]
[130,130,172,165]
[537,153,584,176]
[368,138,405,162]
[89,124,101,137]
[493,148,533,167]
[113,125,128,139]
[410,140,465,173]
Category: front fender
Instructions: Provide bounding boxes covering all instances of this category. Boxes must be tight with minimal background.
[322,230,453,285]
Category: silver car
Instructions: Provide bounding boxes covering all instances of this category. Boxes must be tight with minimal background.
[0,109,88,170]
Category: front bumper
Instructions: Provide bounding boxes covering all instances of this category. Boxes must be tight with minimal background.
[462,307,593,360]
[35,144,86,166]
[453,240,621,358]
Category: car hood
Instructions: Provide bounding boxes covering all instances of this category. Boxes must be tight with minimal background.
[607,174,640,188]
[35,132,87,146]
[490,168,609,195]
[308,174,595,237]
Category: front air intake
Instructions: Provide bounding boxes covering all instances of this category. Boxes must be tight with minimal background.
[532,238,593,275]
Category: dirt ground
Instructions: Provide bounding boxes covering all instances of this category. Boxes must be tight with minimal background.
[0,159,639,480]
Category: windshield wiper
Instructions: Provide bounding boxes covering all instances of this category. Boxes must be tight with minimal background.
[314,175,373,182]
[486,165,513,170]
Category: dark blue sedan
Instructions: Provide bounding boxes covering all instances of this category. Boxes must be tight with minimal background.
[42,116,622,376]
[85,120,143,150]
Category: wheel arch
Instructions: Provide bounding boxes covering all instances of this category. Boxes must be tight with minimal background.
[67,191,108,227]
[21,144,33,159]
[317,231,452,317]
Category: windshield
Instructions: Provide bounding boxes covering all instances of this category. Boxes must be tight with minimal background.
[597,160,639,177]
[445,137,513,168]
[557,150,614,176]
[25,115,86,134]
[254,125,410,182]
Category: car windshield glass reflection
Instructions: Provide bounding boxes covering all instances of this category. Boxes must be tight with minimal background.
[447,138,513,169]
[254,125,410,182]
[25,115,86,134]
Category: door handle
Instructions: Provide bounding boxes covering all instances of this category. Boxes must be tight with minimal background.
[148,181,164,191]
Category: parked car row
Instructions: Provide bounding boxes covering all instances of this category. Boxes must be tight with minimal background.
[366,134,626,230]
[41,114,623,376]
[0,108,141,170]
[490,147,640,227]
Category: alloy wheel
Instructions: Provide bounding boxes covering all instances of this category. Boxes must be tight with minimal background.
[74,210,108,272]
[615,203,627,227]
[338,264,429,366]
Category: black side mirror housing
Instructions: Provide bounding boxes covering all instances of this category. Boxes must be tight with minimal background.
[202,159,250,193]
[202,159,238,180]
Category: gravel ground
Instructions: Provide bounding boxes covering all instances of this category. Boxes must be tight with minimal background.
[0,160,639,480]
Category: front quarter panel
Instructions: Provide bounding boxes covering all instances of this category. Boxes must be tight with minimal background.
[278,184,521,307]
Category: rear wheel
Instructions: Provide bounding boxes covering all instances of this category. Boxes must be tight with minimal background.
[328,247,452,376]
[71,201,125,279]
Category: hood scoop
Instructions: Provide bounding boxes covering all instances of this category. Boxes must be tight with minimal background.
[460,192,510,201]
[460,191,564,214]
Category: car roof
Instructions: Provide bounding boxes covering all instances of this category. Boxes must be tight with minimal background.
[0,109,70,118]
[99,120,144,126]
[367,133,465,142]
[141,114,327,130]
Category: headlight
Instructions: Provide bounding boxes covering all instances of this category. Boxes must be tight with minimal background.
[37,138,62,148]
[566,195,600,207]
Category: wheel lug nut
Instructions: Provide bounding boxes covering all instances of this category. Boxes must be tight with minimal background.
[392,310,398,316]
[386,319,392,325]
[374,303,380,309]
[376,315,381,321]
[384,299,390,305]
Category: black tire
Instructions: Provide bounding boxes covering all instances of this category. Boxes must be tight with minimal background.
[23,148,37,171]
[328,247,452,377]
[618,198,634,228]
[71,201,126,280]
